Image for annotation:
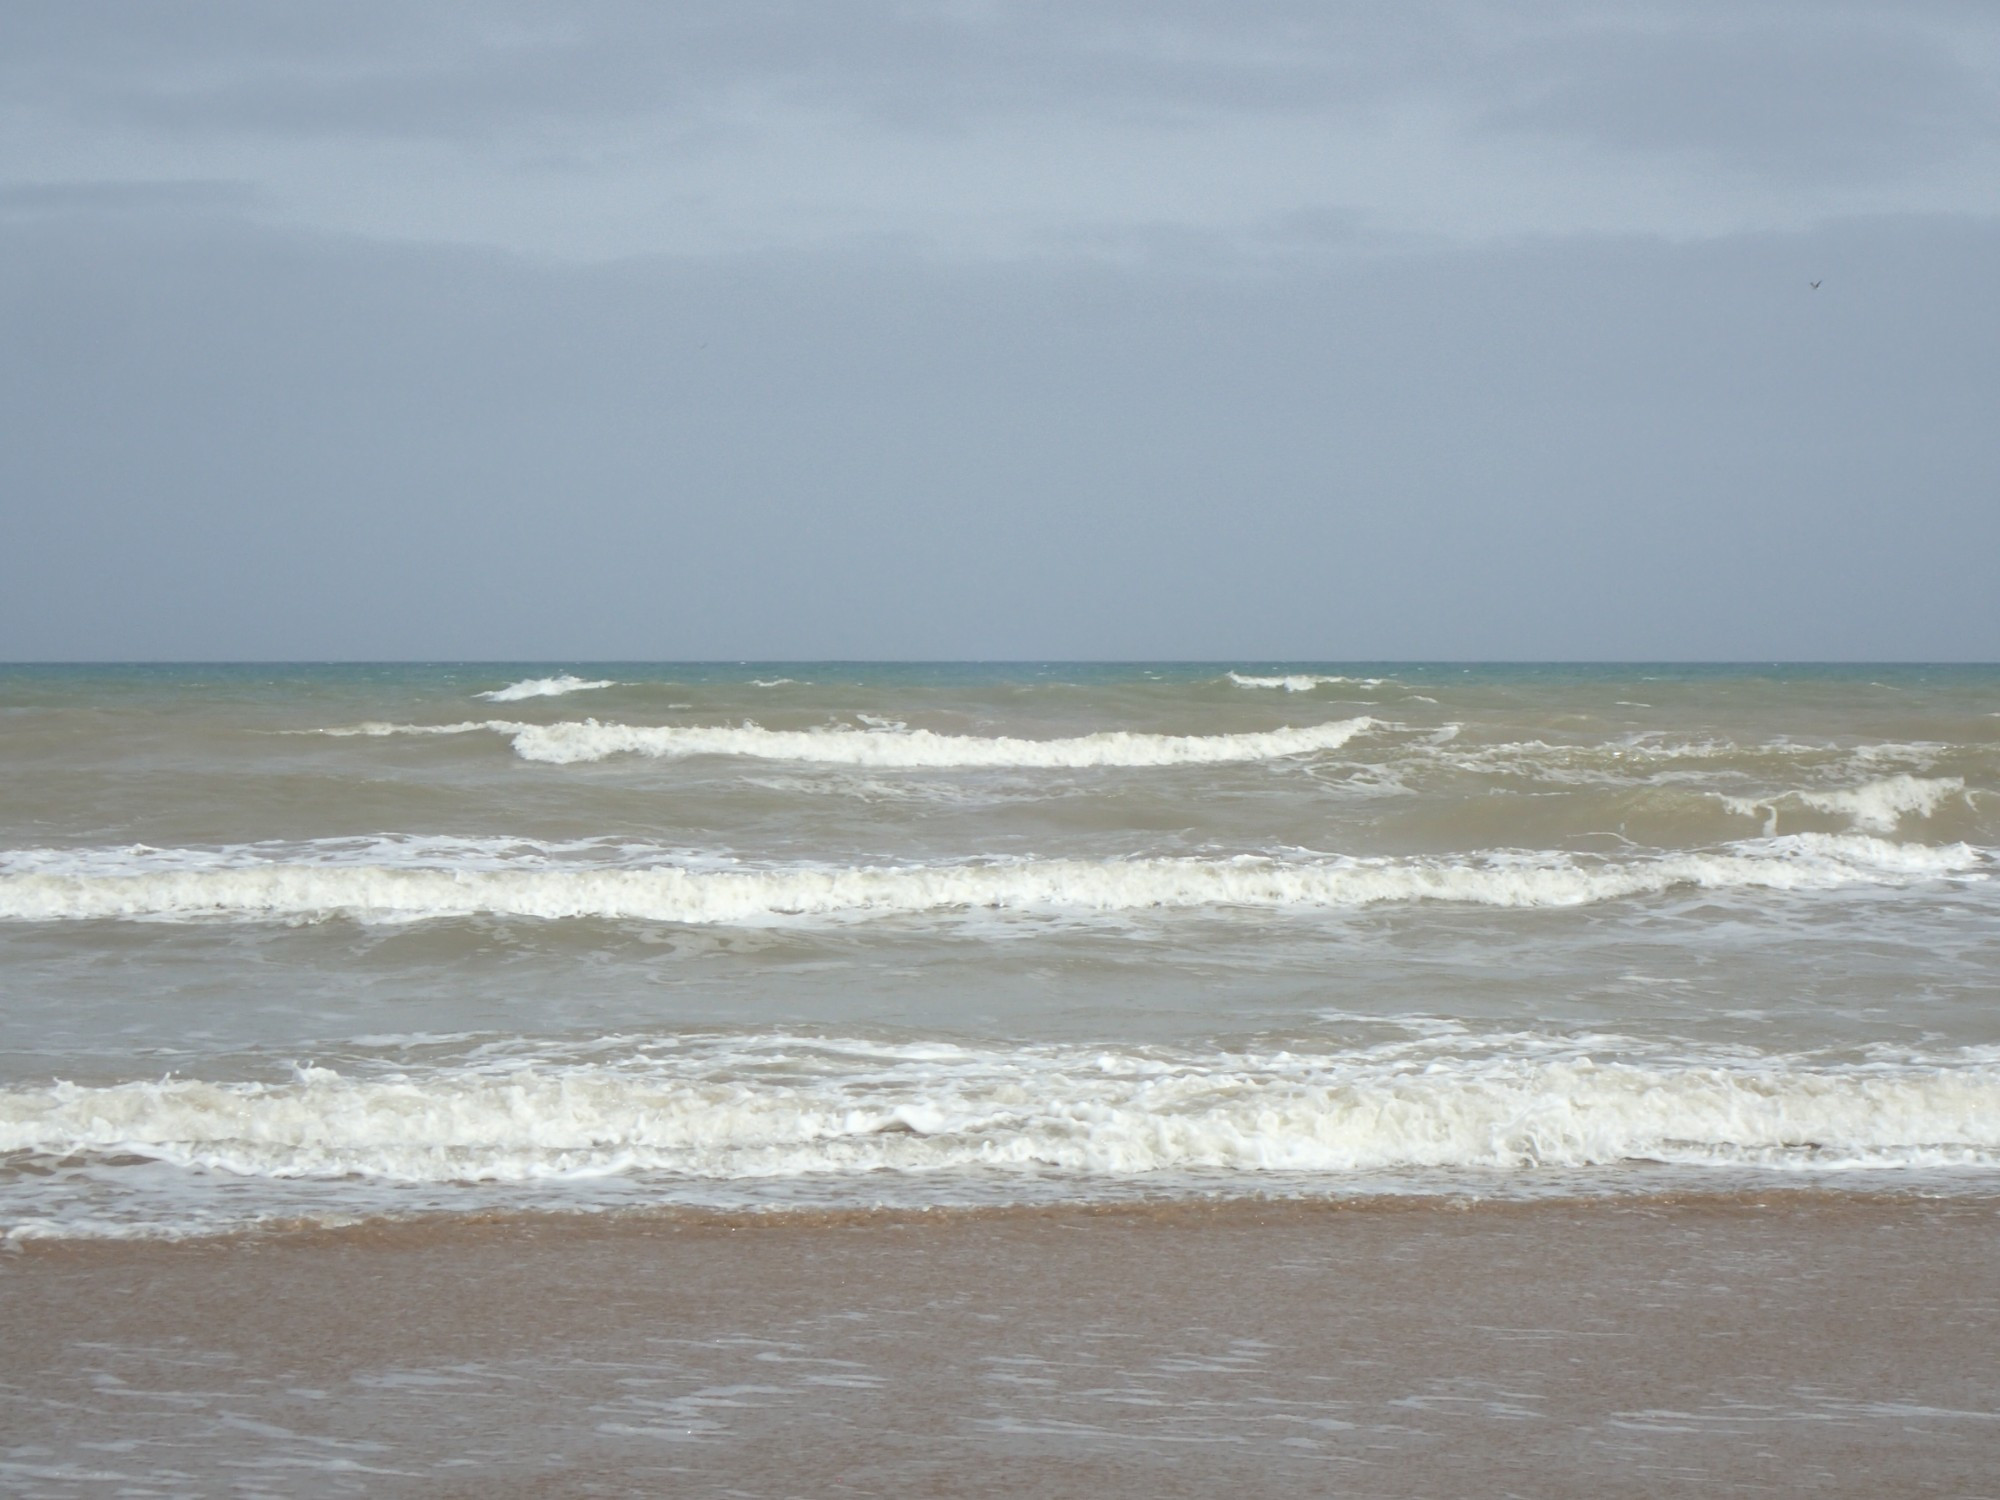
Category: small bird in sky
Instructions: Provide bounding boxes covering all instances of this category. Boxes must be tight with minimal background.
[1809,280,1822,289]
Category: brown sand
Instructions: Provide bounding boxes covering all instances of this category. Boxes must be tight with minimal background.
[4,1193,1999,1497]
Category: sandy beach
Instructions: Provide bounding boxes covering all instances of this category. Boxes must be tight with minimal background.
[6,1192,1999,1497]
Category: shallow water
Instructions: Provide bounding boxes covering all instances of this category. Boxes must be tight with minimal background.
[7,1197,1999,1498]
[2,662,1996,1236]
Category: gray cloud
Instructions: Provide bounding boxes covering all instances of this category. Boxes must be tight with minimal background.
[2,2,1408,139]
[5,2,1992,262]
[4,207,1995,659]
[1491,17,1999,183]
[12,3,1994,168]
[3,5,1995,658]
[0,178,265,217]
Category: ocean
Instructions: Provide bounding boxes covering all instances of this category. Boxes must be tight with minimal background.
[5,661,1997,1235]
[4,662,1998,1493]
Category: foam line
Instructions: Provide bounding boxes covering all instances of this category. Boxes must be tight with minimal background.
[317,716,1381,767]
[0,836,1979,926]
[6,1041,1997,1184]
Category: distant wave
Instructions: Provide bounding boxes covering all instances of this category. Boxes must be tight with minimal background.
[6,1034,1998,1195]
[475,675,617,702]
[0,835,1978,926]
[1227,672,1386,691]
[0,834,703,879]
[316,716,1380,768]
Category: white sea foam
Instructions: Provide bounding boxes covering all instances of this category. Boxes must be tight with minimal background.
[0,836,1980,926]
[1723,776,1971,834]
[0,835,712,879]
[475,675,617,702]
[1799,775,1971,831]
[6,1038,1997,1196]
[312,720,495,737]
[516,717,1383,768]
[1227,672,1385,691]
[316,716,1380,767]
[1442,737,1803,772]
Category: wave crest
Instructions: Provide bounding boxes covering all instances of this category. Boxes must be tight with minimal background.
[475,675,617,702]
[6,1040,1997,1188]
[1724,775,1972,835]
[0,836,1979,926]
[317,716,1379,767]
[1227,672,1385,691]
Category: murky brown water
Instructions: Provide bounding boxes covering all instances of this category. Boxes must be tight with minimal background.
[6,664,2000,1236]
[6,1194,1999,1496]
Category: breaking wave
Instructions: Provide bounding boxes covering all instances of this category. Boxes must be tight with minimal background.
[1227,672,1385,691]
[317,716,1380,768]
[6,1036,1998,1196]
[475,675,617,702]
[1724,775,1973,834]
[0,836,1980,926]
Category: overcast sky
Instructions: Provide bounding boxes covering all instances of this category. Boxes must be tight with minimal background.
[4,1,1997,659]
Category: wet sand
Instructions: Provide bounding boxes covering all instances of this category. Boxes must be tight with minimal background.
[4,1194,1999,1497]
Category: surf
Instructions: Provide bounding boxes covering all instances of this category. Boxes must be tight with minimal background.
[314,715,1382,767]
[8,1038,1998,1189]
[0,835,1980,926]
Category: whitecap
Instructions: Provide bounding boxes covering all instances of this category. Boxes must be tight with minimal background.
[1722,775,1971,835]
[6,1035,1997,1191]
[1227,672,1386,691]
[316,715,1380,768]
[475,675,617,703]
[0,834,1980,927]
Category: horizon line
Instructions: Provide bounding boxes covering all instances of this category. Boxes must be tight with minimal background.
[6,659,1999,670]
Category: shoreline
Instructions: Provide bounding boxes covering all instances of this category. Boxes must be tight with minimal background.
[12,1177,2000,1252]
[6,1191,1997,1495]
